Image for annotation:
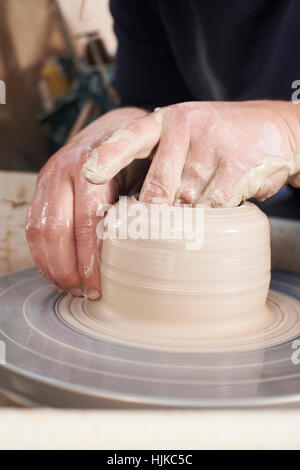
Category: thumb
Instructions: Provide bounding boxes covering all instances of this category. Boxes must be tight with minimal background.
[81,110,163,185]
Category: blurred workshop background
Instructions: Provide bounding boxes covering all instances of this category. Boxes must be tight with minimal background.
[0,0,117,172]
[0,0,298,220]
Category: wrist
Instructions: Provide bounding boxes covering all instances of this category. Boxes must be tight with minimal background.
[287,101,300,152]
[269,101,300,179]
[284,101,300,180]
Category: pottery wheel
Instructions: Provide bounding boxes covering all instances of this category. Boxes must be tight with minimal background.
[0,267,300,408]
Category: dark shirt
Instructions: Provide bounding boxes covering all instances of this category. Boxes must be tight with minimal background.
[110,0,300,109]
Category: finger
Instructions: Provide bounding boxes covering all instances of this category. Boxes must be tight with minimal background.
[26,181,82,295]
[26,205,56,284]
[199,153,290,207]
[174,126,219,205]
[39,183,82,294]
[81,111,163,185]
[139,108,190,204]
[74,175,118,300]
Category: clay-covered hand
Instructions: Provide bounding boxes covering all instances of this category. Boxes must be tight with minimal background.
[26,107,148,299]
[82,101,300,207]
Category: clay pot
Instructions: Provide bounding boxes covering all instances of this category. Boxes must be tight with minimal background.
[89,197,274,340]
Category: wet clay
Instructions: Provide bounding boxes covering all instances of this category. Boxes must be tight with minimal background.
[87,198,277,341]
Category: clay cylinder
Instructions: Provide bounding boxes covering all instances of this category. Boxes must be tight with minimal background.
[93,198,272,339]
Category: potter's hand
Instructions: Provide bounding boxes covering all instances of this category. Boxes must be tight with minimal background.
[26,107,148,299]
[82,101,300,206]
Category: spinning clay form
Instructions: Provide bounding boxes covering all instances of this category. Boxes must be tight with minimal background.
[1,198,300,407]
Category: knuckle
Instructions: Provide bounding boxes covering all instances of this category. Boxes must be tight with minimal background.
[42,224,65,242]
[25,222,39,241]
[102,125,135,146]
[126,117,149,136]
[75,223,94,239]
[185,103,214,126]
[164,106,189,129]
[142,178,169,202]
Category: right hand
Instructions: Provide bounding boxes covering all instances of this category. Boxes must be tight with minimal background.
[82,101,300,207]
